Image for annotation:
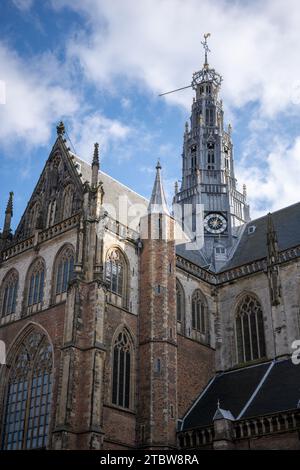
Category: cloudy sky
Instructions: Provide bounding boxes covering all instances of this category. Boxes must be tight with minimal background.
[1,0,300,229]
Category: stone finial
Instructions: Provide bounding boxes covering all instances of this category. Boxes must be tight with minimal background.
[3,191,14,237]
[91,143,100,187]
[228,123,232,135]
[5,191,13,215]
[174,181,179,195]
[243,184,247,198]
[56,121,65,136]
[93,142,99,167]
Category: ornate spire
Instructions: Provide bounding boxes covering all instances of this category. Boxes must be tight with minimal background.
[56,121,65,136]
[91,142,100,187]
[267,212,281,306]
[201,32,211,68]
[148,161,169,215]
[267,212,279,264]
[92,142,99,166]
[5,191,13,215]
[3,191,13,237]
[191,33,222,90]
[174,181,179,195]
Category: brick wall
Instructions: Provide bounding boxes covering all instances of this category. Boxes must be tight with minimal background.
[177,334,215,418]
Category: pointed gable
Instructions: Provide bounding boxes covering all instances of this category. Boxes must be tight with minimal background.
[14,132,84,242]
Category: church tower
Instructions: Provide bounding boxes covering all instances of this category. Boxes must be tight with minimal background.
[138,162,177,449]
[173,34,250,270]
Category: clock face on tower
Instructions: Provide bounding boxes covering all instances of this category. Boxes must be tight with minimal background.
[204,213,227,234]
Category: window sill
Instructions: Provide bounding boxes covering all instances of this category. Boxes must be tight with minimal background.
[104,402,136,416]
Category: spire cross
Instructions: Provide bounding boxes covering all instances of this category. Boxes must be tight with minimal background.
[201,33,211,66]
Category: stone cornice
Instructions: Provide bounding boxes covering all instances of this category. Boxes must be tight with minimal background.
[0,213,80,263]
[176,244,300,286]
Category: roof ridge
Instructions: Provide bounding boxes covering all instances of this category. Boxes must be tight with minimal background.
[236,360,275,420]
[74,155,149,202]
[249,200,300,225]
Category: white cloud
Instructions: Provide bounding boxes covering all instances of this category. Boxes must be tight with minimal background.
[52,0,300,118]
[69,113,131,161]
[237,136,300,219]
[0,43,79,148]
[5,0,300,217]
[12,0,34,11]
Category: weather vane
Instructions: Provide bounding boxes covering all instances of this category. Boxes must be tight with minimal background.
[158,33,215,97]
[201,33,211,66]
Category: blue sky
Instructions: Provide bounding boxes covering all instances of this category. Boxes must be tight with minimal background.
[1,0,300,230]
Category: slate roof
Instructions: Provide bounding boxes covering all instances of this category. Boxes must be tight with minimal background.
[73,155,148,232]
[222,202,300,271]
[181,358,300,431]
[176,243,209,269]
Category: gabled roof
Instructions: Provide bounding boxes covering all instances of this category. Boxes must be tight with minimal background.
[181,358,300,431]
[176,243,209,269]
[72,155,148,232]
[14,136,84,240]
[222,202,300,272]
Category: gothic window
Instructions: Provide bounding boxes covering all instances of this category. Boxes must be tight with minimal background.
[62,185,74,220]
[1,270,18,317]
[27,202,41,236]
[176,280,184,321]
[46,200,56,228]
[25,259,45,314]
[1,330,53,450]
[235,295,266,364]
[112,329,132,409]
[191,290,206,335]
[53,246,74,304]
[105,248,127,306]
[206,108,214,126]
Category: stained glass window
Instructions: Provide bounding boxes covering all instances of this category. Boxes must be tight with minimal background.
[176,280,185,323]
[235,295,266,364]
[112,330,132,409]
[1,330,52,450]
[55,247,74,298]
[27,260,45,313]
[1,270,18,317]
[106,249,125,298]
[191,290,206,334]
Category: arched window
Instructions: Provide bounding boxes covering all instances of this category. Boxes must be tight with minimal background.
[176,279,185,334]
[105,248,127,307]
[26,259,45,314]
[191,290,206,335]
[235,295,266,364]
[1,329,53,449]
[112,329,132,409]
[27,202,41,236]
[46,200,56,228]
[62,185,74,220]
[53,246,74,303]
[1,270,18,317]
